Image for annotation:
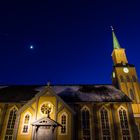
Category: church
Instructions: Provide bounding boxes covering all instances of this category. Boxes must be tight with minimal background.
[0,29,140,140]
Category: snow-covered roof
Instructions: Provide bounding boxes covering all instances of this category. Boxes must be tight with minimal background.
[0,85,131,103]
[52,85,131,102]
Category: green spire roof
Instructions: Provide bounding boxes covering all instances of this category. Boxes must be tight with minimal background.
[111,26,121,49]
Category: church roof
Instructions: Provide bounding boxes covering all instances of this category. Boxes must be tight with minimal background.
[0,86,38,102]
[52,85,131,102]
[0,85,131,103]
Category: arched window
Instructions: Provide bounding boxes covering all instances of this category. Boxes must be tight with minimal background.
[120,75,124,82]
[132,75,137,82]
[100,107,111,140]
[118,107,131,140]
[126,75,130,82]
[136,123,140,139]
[81,106,91,140]
[22,113,31,134]
[129,89,135,100]
[60,112,68,135]
[5,107,18,140]
[0,108,1,125]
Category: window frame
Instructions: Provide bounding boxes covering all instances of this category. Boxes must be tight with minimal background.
[117,106,131,140]
[81,106,91,140]
[40,101,54,115]
[132,75,137,82]
[59,112,68,135]
[120,75,124,82]
[99,107,112,140]
[0,107,2,124]
[126,75,130,82]
[136,123,140,139]
[21,112,32,135]
[5,106,18,140]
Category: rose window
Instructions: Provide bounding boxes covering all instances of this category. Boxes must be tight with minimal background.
[41,102,53,115]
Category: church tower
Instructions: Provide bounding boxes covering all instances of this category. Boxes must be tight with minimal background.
[111,27,140,104]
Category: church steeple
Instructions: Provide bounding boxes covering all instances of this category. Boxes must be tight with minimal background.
[111,28,140,104]
[111,26,121,49]
[111,27,128,65]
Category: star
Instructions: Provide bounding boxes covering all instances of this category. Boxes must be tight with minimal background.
[30,45,34,50]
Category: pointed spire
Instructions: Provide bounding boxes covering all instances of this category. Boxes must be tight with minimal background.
[111,26,121,49]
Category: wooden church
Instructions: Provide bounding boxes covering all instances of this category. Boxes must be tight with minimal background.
[0,29,140,140]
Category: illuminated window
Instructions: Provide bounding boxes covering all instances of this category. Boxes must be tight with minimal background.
[129,89,135,100]
[120,75,124,82]
[60,112,68,135]
[118,107,131,140]
[112,72,115,78]
[100,108,111,140]
[40,102,53,115]
[126,75,130,82]
[81,106,91,140]
[132,75,137,82]
[22,113,31,134]
[5,107,17,140]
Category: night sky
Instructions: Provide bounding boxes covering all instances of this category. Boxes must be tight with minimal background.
[0,1,140,85]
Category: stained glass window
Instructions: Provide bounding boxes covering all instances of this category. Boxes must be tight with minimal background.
[5,107,17,140]
[81,107,91,140]
[40,102,53,115]
[118,107,131,140]
[100,108,111,140]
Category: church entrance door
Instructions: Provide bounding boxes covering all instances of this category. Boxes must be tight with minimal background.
[36,126,53,140]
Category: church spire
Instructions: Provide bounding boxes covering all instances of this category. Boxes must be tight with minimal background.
[111,26,121,49]
[111,27,128,65]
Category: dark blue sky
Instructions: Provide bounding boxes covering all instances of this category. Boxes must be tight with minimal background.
[0,0,140,85]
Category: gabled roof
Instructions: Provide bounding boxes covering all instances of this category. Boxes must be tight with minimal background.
[32,117,60,126]
[16,86,75,115]
[0,85,131,103]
